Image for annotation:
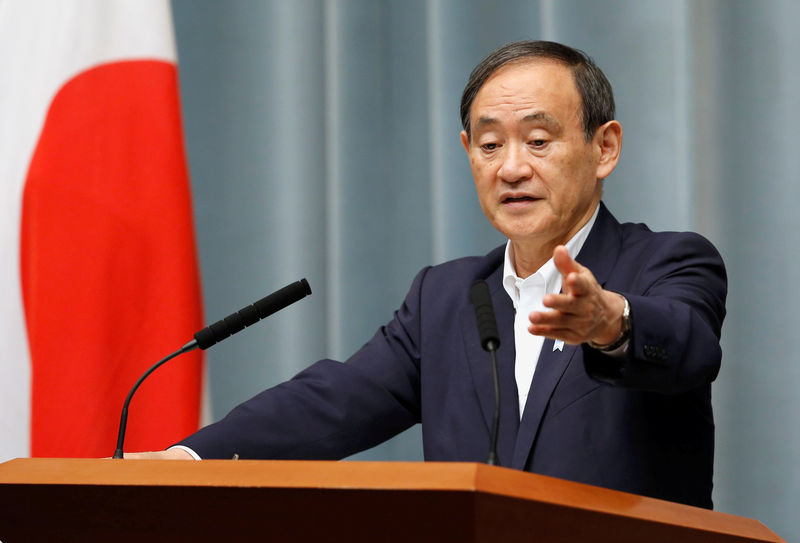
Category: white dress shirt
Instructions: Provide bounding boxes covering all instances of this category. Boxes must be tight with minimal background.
[501,206,599,418]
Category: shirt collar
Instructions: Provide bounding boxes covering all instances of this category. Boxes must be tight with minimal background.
[502,204,600,307]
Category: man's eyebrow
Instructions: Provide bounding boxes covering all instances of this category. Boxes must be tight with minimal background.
[522,112,562,131]
[472,112,563,132]
[473,116,500,131]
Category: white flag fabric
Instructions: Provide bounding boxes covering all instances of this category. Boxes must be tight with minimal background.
[0,0,204,460]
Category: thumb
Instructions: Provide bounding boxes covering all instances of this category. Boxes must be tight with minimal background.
[553,245,579,277]
[553,246,587,295]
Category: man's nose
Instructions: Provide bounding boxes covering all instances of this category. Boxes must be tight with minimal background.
[497,143,532,183]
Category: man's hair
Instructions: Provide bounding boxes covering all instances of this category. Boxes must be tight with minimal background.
[460,40,615,142]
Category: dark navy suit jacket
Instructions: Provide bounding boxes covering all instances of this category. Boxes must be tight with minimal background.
[180,203,727,508]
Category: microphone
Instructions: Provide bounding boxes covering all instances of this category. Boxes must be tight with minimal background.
[470,280,500,351]
[469,280,501,466]
[112,278,312,459]
[193,278,312,350]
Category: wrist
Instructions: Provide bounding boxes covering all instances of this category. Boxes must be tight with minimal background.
[588,294,630,351]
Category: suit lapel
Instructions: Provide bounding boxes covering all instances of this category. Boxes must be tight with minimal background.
[511,340,577,468]
[459,261,519,466]
[573,202,622,290]
[510,203,623,470]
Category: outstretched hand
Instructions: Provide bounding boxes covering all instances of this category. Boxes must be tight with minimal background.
[528,245,625,346]
[114,448,195,460]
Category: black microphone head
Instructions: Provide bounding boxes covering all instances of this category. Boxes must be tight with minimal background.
[253,279,311,320]
[469,279,491,307]
[470,280,500,352]
[193,278,312,350]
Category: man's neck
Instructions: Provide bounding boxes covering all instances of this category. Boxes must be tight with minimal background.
[510,201,600,279]
[510,239,565,279]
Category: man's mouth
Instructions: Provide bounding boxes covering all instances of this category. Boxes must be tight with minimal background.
[502,195,538,204]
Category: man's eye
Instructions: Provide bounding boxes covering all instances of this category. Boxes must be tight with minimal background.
[481,143,499,151]
[530,139,547,147]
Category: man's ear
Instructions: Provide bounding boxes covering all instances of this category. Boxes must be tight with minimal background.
[460,130,470,154]
[594,120,622,180]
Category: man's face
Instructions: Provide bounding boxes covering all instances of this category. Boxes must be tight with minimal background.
[461,60,609,248]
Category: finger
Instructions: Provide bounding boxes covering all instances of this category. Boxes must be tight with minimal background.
[553,245,580,277]
[553,246,591,296]
[530,308,589,331]
[527,322,585,344]
[542,286,595,312]
[561,269,593,297]
[529,309,560,325]
[540,294,579,314]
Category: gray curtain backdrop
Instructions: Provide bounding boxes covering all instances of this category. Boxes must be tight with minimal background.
[171,1,800,538]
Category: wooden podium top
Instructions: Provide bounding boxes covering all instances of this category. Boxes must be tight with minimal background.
[0,458,785,543]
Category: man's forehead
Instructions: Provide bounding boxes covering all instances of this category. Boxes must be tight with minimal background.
[480,57,574,89]
[473,58,578,96]
[468,60,579,131]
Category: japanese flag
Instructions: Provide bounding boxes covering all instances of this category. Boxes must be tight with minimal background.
[0,0,204,460]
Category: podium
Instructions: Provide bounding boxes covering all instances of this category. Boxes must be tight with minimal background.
[0,458,785,542]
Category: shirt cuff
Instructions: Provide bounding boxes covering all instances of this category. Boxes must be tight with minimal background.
[168,444,202,460]
[602,338,630,358]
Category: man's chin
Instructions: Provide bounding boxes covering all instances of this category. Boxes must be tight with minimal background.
[493,218,554,243]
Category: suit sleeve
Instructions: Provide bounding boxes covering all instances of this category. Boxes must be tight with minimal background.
[177,268,430,459]
[584,232,727,394]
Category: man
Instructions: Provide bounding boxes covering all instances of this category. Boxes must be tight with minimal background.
[131,41,726,509]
